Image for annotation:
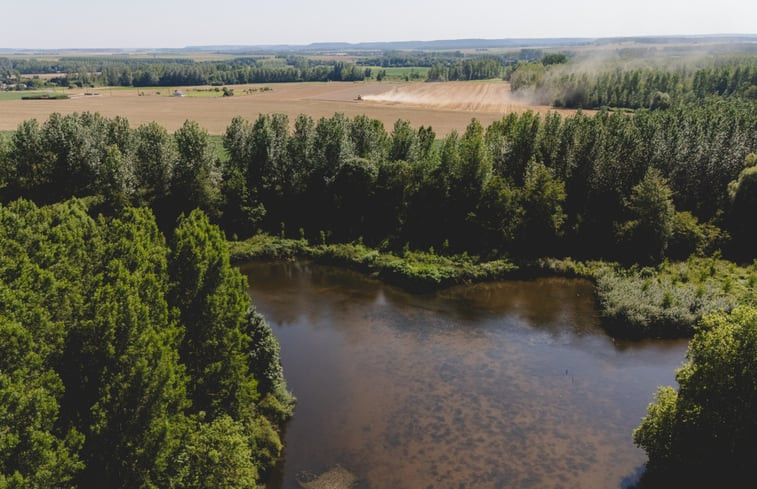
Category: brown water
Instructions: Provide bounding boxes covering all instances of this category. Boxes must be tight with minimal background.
[242,261,688,489]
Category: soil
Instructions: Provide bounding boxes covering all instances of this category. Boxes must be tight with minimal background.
[0,81,587,135]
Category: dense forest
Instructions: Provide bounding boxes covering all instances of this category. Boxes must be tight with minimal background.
[3,100,754,263]
[0,55,370,88]
[510,57,757,109]
[0,198,293,488]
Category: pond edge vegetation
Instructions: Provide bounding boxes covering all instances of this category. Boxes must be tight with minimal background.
[230,234,757,340]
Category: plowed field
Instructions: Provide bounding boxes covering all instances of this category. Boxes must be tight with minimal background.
[0,81,584,135]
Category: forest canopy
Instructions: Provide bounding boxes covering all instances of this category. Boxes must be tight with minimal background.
[0,199,293,488]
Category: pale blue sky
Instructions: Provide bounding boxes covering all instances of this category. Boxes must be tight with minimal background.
[2,0,754,48]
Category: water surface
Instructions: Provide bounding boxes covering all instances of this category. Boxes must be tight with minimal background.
[242,261,688,489]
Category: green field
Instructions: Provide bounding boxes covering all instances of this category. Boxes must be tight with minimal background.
[207,134,227,162]
[363,66,429,80]
[0,90,66,101]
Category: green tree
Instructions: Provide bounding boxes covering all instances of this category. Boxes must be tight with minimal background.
[332,157,378,240]
[727,154,757,258]
[312,113,353,184]
[61,208,188,489]
[41,112,111,201]
[168,210,259,420]
[97,145,135,209]
[475,176,522,253]
[171,415,258,489]
[389,120,417,162]
[350,115,387,160]
[634,306,757,487]
[618,168,675,263]
[172,120,220,217]
[6,119,51,201]
[516,161,566,256]
[221,117,265,239]
[134,122,176,208]
[0,318,84,488]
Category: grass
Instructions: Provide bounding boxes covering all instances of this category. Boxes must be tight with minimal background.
[229,234,516,292]
[207,135,228,163]
[183,89,227,98]
[592,257,757,338]
[0,90,66,101]
[535,256,757,338]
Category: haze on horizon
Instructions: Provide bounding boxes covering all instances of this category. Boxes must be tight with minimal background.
[2,0,754,49]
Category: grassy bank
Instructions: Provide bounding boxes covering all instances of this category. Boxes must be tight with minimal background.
[229,234,516,292]
[231,235,757,339]
[592,258,757,338]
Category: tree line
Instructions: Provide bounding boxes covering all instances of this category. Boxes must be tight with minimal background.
[426,53,563,82]
[510,58,757,109]
[1,100,756,264]
[0,198,293,488]
[0,56,369,88]
[426,58,508,81]
[1,50,558,88]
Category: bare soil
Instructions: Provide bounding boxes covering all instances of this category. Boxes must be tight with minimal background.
[0,81,585,135]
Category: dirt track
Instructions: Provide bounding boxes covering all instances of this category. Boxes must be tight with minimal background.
[0,81,583,135]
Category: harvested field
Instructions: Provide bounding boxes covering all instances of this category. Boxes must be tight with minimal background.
[363,81,536,112]
[0,81,585,135]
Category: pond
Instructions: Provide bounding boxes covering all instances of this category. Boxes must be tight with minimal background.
[241,261,688,489]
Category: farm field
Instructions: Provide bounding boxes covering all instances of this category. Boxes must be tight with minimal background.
[0,81,584,135]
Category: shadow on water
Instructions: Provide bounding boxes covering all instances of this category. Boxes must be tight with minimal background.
[241,261,688,489]
[620,465,646,489]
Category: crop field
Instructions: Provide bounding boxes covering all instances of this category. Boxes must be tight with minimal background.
[0,81,585,135]
[0,90,67,101]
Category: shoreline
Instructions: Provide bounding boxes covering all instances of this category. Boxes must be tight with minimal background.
[230,234,756,340]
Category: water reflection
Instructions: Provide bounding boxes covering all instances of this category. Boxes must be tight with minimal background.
[241,261,688,489]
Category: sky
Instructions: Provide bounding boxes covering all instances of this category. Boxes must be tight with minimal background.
[2,0,755,48]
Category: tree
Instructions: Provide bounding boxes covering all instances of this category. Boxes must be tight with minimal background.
[172,120,220,217]
[312,113,353,185]
[60,208,188,489]
[245,309,294,415]
[221,117,265,239]
[134,122,176,208]
[332,157,378,240]
[41,112,110,201]
[634,306,757,487]
[0,318,84,488]
[6,119,51,201]
[171,415,258,489]
[97,145,135,209]
[350,115,387,160]
[649,91,671,110]
[168,210,259,420]
[475,176,522,254]
[727,154,757,258]
[618,168,675,263]
[516,161,566,256]
[389,120,416,162]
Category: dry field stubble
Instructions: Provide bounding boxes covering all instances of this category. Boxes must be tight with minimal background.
[0,81,584,135]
